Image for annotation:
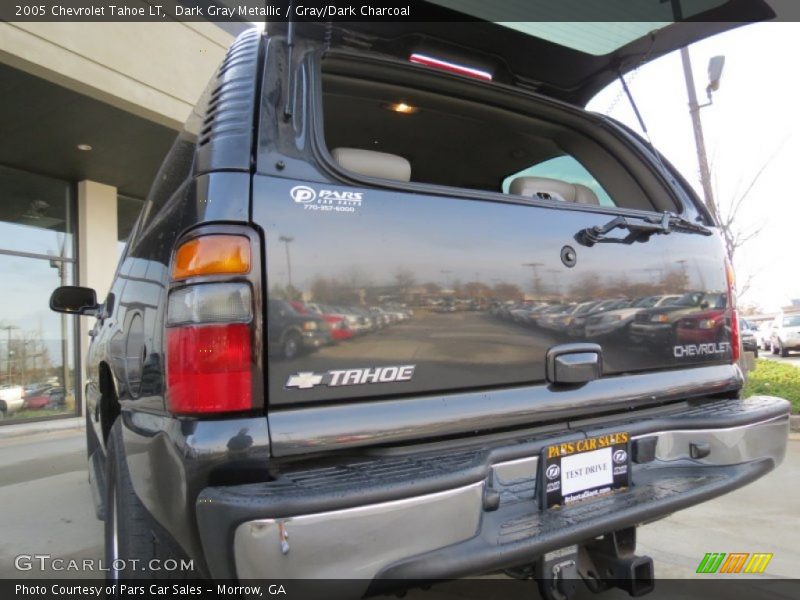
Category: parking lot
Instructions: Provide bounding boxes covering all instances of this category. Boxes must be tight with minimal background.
[1,426,797,594]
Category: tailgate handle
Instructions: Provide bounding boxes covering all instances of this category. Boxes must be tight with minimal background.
[546,343,602,385]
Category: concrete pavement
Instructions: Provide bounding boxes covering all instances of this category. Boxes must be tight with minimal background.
[0,427,797,592]
[0,429,102,580]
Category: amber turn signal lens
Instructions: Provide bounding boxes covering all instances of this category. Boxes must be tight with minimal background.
[172,235,251,280]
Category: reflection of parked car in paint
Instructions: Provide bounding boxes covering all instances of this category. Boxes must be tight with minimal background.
[0,385,24,418]
[384,304,413,320]
[348,306,379,332]
[306,304,355,341]
[267,300,331,359]
[585,295,680,339]
[549,301,599,334]
[323,305,370,334]
[369,306,392,326]
[629,292,727,346]
[768,314,800,357]
[739,319,758,357]
[567,299,630,337]
[675,309,727,345]
[568,298,630,338]
[509,304,536,322]
[534,304,573,329]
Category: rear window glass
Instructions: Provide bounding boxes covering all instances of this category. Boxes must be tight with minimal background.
[320,64,656,211]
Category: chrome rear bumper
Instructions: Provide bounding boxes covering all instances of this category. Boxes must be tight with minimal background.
[196,395,789,588]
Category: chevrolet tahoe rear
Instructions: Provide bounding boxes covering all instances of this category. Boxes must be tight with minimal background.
[49,9,789,598]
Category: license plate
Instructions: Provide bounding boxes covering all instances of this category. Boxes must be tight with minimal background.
[541,432,630,509]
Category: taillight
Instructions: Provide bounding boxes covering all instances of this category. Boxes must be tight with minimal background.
[167,323,251,414]
[166,234,257,415]
[725,258,741,363]
[172,235,250,280]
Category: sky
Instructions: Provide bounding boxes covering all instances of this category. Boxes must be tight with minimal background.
[586,22,800,313]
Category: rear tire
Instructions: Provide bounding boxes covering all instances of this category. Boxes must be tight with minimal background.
[282,331,302,360]
[105,419,193,580]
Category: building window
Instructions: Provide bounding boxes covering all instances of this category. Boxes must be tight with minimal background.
[0,165,77,424]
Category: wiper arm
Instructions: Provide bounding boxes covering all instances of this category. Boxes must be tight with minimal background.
[577,212,713,247]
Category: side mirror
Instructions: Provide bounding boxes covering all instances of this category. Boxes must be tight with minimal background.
[707,55,725,93]
[50,286,100,316]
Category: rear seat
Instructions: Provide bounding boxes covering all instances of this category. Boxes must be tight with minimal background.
[509,176,600,205]
[332,147,411,182]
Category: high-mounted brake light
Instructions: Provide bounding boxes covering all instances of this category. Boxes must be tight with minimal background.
[725,258,740,363]
[409,53,493,81]
[172,235,250,280]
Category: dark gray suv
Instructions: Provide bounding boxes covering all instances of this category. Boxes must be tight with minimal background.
[50,8,789,598]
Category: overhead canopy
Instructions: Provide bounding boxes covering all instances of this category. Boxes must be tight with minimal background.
[0,62,176,199]
[287,0,777,105]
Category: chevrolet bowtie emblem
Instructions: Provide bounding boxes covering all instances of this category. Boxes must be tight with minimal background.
[285,372,324,389]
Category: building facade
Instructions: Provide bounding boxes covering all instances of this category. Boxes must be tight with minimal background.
[0,21,238,423]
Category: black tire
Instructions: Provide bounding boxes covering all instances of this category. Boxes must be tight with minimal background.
[772,341,779,355]
[780,342,789,358]
[282,331,302,360]
[105,419,193,580]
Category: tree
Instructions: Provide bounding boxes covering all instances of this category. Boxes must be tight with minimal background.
[492,282,523,302]
[463,281,491,299]
[394,268,416,298]
[708,148,780,299]
[422,282,442,295]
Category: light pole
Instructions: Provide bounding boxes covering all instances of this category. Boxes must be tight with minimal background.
[680,47,726,223]
[2,325,18,385]
[278,235,294,291]
[522,262,544,298]
[547,268,562,298]
[440,270,452,291]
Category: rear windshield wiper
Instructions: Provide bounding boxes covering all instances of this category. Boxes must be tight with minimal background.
[577,212,713,246]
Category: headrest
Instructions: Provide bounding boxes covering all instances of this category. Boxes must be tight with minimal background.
[509,176,600,205]
[331,148,411,182]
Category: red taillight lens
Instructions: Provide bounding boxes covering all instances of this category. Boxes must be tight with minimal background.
[166,323,252,415]
[730,309,741,363]
[725,258,740,363]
